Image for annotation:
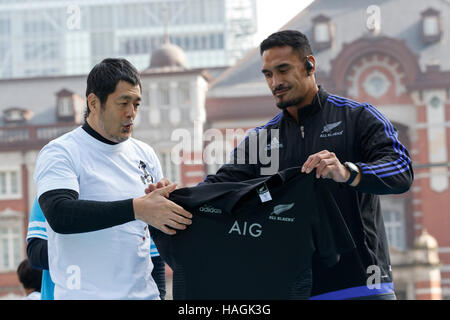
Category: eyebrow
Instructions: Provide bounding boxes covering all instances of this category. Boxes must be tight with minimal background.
[261,63,291,74]
[117,95,142,101]
[276,63,291,69]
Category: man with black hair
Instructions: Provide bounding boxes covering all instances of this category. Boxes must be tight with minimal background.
[202,30,414,300]
[17,259,42,300]
[34,58,192,299]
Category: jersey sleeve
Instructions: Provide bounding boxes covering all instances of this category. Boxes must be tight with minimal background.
[311,181,355,267]
[34,142,79,198]
[354,104,413,195]
[26,198,48,242]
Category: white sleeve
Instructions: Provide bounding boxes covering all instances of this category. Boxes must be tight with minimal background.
[34,142,80,198]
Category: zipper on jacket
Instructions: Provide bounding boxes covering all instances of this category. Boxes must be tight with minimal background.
[298,123,307,164]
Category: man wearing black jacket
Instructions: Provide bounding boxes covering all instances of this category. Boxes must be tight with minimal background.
[202,30,413,299]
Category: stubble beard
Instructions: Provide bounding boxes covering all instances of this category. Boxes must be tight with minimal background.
[275,95,305,110]
[98,111,131,143]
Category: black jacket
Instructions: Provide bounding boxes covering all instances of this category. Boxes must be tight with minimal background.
[203,86,414,298]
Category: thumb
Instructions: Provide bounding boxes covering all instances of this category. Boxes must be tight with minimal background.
[153,182,177,197]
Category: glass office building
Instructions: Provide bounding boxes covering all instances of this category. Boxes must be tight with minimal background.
[0,0,257,79]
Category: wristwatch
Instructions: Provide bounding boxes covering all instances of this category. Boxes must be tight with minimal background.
[344,162,359,185]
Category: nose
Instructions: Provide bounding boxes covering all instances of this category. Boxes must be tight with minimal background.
[270,74,284,91]
[126,103,137,119]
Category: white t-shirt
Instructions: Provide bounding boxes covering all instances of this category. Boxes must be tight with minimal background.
[34,127,163,300]
[24,291,41,300]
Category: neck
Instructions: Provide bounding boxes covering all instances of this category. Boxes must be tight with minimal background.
[84,118,118,145]
[286,84,319,122]
[24,288,35,296]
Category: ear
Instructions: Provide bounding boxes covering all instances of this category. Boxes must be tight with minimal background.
[306,55,316,76]
[87,93,99,115]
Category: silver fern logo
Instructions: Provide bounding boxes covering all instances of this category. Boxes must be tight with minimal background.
[320,121,343,138]
[269,203,295,222]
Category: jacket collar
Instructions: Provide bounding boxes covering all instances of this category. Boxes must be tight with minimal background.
[282,85,329,123]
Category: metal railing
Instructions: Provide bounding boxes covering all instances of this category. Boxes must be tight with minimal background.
[0,124,77,150]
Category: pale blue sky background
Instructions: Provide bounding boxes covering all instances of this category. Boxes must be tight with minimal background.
[255,0,314,43]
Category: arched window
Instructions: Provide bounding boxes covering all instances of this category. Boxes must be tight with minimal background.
[421,8,442,44]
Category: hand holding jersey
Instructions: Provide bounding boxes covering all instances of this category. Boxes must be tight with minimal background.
[33,58,192,299]
[301,150,361,186]
[203,30,413,299]
[145,178,171,195]
[133,183,192,235]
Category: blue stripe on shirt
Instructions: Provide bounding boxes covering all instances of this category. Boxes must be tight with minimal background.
[309,282,394,300]
[327,95,411,177]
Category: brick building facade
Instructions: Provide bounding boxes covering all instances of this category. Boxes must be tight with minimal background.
[0,0,449,300]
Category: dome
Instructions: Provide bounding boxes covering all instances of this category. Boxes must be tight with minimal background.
[149,43,188,69]
[414,229,438,250]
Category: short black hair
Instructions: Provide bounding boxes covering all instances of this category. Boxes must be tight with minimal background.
[260,30,313,58]
[84,58,142,120]
[17,259,42,292]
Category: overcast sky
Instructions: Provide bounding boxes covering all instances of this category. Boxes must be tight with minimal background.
[255,0,314,44]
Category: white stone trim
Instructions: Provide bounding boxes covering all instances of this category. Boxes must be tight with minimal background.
[415,287,443,295]
[413,211,422,217]
[184,171,205,178]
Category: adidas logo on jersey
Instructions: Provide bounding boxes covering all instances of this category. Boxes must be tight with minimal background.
[265,137,284,151]
[269,203,295,222]
[198,204,222,214]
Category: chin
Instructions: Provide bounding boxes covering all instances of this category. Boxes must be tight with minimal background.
[276,95,304,109]
[118,135,131,142]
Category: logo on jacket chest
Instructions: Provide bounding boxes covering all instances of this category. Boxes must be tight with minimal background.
[265,136,284,151]
[320,121,343,138]
[138,160,155,185]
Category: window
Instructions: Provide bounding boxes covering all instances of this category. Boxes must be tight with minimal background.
[59,97,73,116]
[158,84,170,106]
[383,210,406,251]
[0,169,21,199]
[177,82,191,107]
[312,14,333,50]
[430,96,442,109]
[423,16,439,36]
[24,41,59,61]
[314,23,330,43]
[23,20,54,34]
[5,110,23,122]
[0,223,22,272]
[363,70,391,99]
[0,18,10,35]
[160,151,180,183]
[421,8,442,44]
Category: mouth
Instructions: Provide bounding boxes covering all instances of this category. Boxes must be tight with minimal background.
[273,88,290,97]
[122,123,133,132]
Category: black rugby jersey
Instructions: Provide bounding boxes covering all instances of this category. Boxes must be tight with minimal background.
[150,167,355,299]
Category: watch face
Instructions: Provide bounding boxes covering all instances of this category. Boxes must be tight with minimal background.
[347,162,358,172]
